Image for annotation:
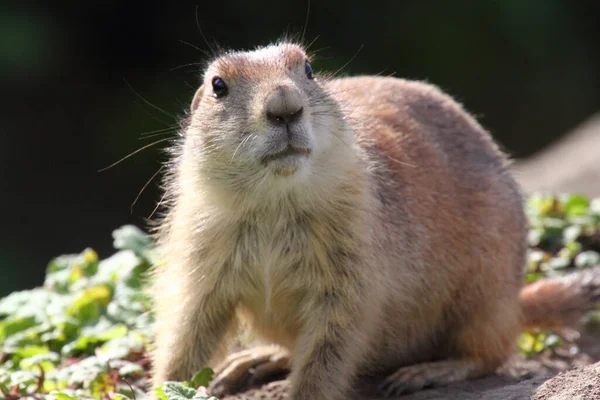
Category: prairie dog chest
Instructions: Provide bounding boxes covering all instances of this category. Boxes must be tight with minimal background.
[228,215,314,317]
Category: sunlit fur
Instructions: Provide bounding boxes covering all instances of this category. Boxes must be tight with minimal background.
[150,43,597,399]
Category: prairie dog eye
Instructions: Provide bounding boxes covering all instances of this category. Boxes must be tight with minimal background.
[305,61,314,80]
[212,77,228,98]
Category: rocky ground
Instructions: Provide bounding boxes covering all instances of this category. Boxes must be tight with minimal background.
[512,112,600,197]
[221,330,600,400]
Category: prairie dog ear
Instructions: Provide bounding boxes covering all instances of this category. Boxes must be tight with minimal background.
[191,84,205,112]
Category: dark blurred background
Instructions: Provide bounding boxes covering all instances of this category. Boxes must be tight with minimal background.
[1,1,599,296]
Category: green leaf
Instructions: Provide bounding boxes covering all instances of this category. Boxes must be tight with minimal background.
[527,194,557,217]
[575,251,600,268]
[20,351,59,372]
[527,228,544,247]
[112,394,133,400]
[66,285,112,324]
[154,386,170,400]
[543,334,562,349]
[543,217,567,230]
[517,332,547,357]
[524,271,545,284]
[97,324,128,341]
[96,334,145,361]
[92,251,145,288]
[45,249,99,292]
[89,371,116,399]
[47,393,78,400]
[547,256,571,270]
[163,381,198,398]
[112,225,152,255]
[563,194,589,217]
[190,367,214,388]
[562,225,582,244]
[117,361,144,377]
[13,344,49,358]
[156,381,215,399]
[590,198,600,215]
[565,241,582,256]
[0,288,58,318]
[0,316,36,341]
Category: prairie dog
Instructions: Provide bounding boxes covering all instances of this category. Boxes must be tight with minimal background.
[151,43,598,399]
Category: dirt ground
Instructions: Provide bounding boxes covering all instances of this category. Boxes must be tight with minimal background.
[221,330,600,400]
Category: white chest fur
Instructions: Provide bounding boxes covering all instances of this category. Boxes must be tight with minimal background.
[223,216,315,346]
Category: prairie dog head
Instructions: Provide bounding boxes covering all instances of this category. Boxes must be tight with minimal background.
[182,43,354,201]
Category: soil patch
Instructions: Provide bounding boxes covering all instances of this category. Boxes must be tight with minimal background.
[221,331,600,400]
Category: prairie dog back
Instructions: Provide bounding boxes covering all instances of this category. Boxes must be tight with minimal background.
[328,76,527,373]
[151,43,528,399]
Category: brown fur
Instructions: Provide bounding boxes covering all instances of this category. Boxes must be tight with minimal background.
[520,265,600,331]
[150,43,598,399]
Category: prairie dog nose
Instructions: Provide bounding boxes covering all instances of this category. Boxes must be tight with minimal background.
[265,84,304,125]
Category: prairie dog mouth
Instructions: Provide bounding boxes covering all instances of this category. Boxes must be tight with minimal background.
[261,145,311,164]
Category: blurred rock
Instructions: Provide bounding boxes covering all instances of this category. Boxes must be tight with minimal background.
[512,113,600,196]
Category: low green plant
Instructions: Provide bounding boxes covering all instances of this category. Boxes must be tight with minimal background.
[518,193,600,356]
[525,193,600,282]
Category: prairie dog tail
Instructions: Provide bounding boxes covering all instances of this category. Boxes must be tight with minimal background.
[520,266,600,331]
